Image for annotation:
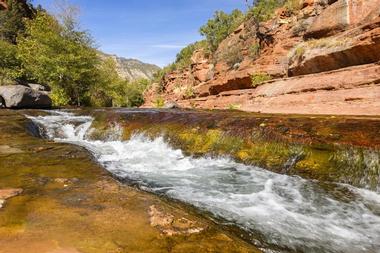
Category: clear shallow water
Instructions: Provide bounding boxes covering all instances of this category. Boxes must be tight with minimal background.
[28,111,380,253]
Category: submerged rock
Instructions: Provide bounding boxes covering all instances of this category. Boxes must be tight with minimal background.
[0,85,52,109]
[0,188,23,209]
[148,205,205,236]
[0,145,23,154]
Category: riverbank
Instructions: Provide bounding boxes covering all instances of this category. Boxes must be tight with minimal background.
[0,110,260,253]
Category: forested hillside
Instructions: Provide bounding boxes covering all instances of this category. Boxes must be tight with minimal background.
[0,0,153,107]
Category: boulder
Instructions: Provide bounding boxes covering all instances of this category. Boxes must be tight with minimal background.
[0,85,52,109]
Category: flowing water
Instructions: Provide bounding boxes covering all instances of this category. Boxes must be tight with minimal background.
[28,111,380,253]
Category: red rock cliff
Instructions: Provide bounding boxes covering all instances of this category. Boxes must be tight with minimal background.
[143,0,380,116]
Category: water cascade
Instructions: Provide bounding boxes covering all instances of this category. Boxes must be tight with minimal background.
[28,111,380,253]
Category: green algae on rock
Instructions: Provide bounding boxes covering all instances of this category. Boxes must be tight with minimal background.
[0,110,261,253]
[86,108,380,191]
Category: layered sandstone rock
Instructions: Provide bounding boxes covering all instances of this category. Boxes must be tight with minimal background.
[143,0,380,116]
[289,18,380,76]
[178,63,380,115]
[305,0,380,38]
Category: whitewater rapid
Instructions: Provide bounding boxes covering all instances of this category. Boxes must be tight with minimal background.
[28,111,380,253]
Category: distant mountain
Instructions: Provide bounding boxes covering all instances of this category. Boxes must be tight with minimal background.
[102,53,160,81]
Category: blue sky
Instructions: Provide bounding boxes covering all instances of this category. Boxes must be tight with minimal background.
[33,0,247,67]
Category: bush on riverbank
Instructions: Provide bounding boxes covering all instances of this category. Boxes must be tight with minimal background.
[0,3,148,107]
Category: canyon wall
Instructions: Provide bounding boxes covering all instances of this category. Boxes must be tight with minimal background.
[143,0,380,115]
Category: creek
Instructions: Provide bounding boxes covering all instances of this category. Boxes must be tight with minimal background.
[28,110,380,253]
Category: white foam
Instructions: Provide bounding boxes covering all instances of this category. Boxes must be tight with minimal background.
[28,111,380,253]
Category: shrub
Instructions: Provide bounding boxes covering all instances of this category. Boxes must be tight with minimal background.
[152,63,176,93]
[291,46,306,62]
[246,0,285,22]
[0,40,21,84]
[175,40,207,70]
[50,87,70,106]
[200,9,244,52]
[183,86,195,99]
[292,20,309,36]
[153,96,165,108]
[219,45,244,69]
[228,103,241,110]
[289,38,350,63]
[251,72,272,88]
[283,0,302,13]
[249,42,261,59]
[246,0,301,22]
[306,37,350,49]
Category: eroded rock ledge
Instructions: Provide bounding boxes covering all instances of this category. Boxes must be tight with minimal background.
[143,0,380,116]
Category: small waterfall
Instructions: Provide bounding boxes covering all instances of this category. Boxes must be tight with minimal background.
[27,111,380,253]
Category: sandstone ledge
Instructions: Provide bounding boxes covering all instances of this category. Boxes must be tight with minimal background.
[178,63,380,116]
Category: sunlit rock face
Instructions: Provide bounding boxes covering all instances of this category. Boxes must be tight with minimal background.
[112,56,161,81]
[142,0,380,116]
[99,52,160,81]
[305,0,380,38]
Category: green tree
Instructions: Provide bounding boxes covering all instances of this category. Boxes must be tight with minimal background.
[17,11,99,106]
[0,0,35,44]
[199,9,244,52]
[90,57,149,108]
[89,57,122,107]
[246,0,285,22]
[174,40,208,70]
[0,39,21,84]
[122,79,149,107]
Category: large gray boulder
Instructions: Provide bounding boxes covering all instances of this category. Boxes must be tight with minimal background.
[0,85,52,109]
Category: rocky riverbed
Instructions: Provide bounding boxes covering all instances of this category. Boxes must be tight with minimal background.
[0,110,260,253]
[2,108,380,253]
[22,108,380,253]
